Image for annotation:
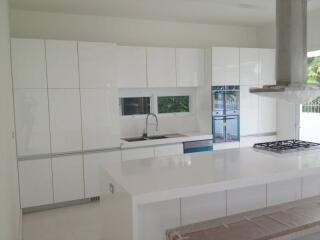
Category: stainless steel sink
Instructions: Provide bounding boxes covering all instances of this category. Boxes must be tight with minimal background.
[123,135,169,142]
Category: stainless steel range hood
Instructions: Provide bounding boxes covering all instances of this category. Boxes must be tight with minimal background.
[250,0,320,104]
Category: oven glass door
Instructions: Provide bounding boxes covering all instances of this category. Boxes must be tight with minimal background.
[225,116,240,142]
[213,116,225,143]
[212,86,225,116]
[225,86,240,115]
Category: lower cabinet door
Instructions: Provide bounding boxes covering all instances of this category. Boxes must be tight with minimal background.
[302,175,320,199]
[52,155,84,203]
[181,191,226,225]
[154,144,183,157]
[121,147,154,161]
[227,184,266,215]
[138,199,180,240]
[18,159,54,208]
[267,178,301,207]
[84,150,121,198]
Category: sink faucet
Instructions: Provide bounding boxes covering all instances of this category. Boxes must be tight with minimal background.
[143,113,158,138]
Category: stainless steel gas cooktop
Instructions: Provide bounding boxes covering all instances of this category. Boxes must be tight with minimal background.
[253,139,320,153]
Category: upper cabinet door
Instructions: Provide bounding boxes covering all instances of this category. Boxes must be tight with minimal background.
[81,89,120,150]
[176,48,204,87]
[240,48,259,86]
[11,38,47,89]
[147,47,177,88]
[78,42,117,89]
[116,46,147,88]
[260,49,276,86]
[49,89,82,153]
[212,47,239,86]
[46,40,79,88]
[14,89,51,156]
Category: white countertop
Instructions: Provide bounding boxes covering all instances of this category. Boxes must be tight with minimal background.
[120,132,212,149]
[102,147,320,204]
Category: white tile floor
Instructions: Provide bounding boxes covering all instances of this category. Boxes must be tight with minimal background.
[22,202,320,240]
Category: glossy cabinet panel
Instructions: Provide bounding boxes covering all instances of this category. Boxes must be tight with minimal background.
[212,47,239,86]
[227,184,266,215]
[78,42,116,89]
[147,47,176,87]
[267,179,301,207]
[52,155,84,203]
[81,89,120,150]
[138,199,180,240]
[259,96,277,134]
[84,151,121,198]
[46,40,79,88]
[302,175,320,199]
[176,48,204,87]
[14,89,51,156]
[11,38,47,89]
[181,191,226,225]
[240,85,259,136]
[259,49,276,86]
[121,147,154,161]
[240,48,259,86]
[49,89,82,153]
[19,159,53,208]
[154,144,183,157]
[116,46,147,88]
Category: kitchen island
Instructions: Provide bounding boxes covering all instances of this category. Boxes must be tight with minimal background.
[99,147,320,240]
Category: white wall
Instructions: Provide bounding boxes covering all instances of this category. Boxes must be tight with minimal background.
[9,9,258,48]
[0,0,21,239]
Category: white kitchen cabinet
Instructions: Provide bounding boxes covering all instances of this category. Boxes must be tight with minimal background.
[81,89,120,150]
[176,48,204,87]
[154,144,183,157]
[240,48,259,86]
[302,175,320,199]
[259,49,276,86]
[212,47,239,86]
[147,47,176,88]
[52,155,84,203]
[46,40,79,88]
[78,42,117,89]
[84,151,121,198]
[181,191,226,225]
[240,85,259,136]
[259,96,277,134]
[18,159,53,208]
[116,46,147,88]
[138,199,180,240]
[121,147,154,161]
[227,184,266,215]
[49,89,82,153]
[11,38,47,89]
[213,142,240,150]
[14,89,51,156]
[267,179,301,207]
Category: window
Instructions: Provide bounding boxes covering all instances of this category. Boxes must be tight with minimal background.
[302,51,320,113]
[120,97,150,116]
[157,96,190,114]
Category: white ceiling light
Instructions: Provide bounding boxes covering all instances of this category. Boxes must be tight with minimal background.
[250,0,320,104]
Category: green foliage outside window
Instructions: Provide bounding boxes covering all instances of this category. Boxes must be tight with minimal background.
[158,96,190,114]
[307,56,320,84]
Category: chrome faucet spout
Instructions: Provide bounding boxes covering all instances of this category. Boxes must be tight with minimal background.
[144,113,158,138]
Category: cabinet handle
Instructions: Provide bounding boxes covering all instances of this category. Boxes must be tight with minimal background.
[109,183,115,194]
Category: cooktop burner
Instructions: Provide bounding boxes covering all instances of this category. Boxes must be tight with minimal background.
[253,139,320,153]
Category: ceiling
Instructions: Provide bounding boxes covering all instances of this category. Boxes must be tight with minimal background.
[9,0,320,26]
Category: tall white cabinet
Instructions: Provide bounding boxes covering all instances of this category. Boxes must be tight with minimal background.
[147,47,177,88]
[116,46,147,88]
[212,47,240,86]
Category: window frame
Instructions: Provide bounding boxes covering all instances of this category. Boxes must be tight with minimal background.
[119,95,154,118]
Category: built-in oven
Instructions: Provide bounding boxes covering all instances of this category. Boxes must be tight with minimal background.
[212,86,240,143]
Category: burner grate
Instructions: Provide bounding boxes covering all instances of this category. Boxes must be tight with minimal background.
[253,139,320,153]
